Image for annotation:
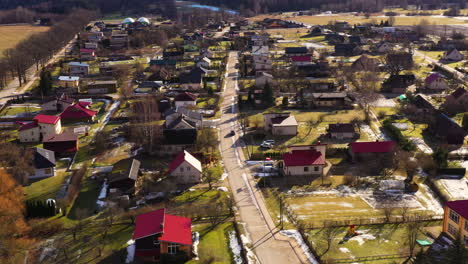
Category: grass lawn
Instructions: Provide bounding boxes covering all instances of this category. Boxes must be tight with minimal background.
[25,172,68,202]
[419,50,444,61]
[197,96,217,108]
[0,106,41,116]
[308,222,440,262]
[0,25,49,56]
[290,14,468,25]
[67,176,100,220]
[188,222,235,264]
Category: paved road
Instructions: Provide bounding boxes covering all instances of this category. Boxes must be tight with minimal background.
[219,51,309,264]
[0,37,76,104]
[414,50,466,82]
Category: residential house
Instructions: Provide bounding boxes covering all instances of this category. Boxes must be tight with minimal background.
[252,45,269,55]
[382,74,416,94]
[168,150,202,184]
[60,102,97,123]
[349,141,396,162]
[149,59,177,72]
[110,33,128,49]
[43,131,79,154]
[285,47,308,57]
[412,94,435,115]
[57,76,80,88]
[83,80,118,94]
[196,57,211,68]
[253,54,272,72]
[108,159,141,194]
[255,72,274,88]
[19,115,62,143]
[30,147,56,179]
[291,55,312,66]
[69,62,89,77]
[335,21,350,31]
[179,67,206,90]
[349,36,364,45]
[375,42,393,53]
[443,48,464,62]
[41,94,75,112]
[434,113,466,145]
[280,144,327,177]
[443,200,468,246]
[80,49,96,61]
[327,123,356,140]
[351,55,380,72]
[263,113,298,136]
[200,49,214,59]
[334,43,362,57]
[308,92,350,108]
[165,107,203,128]
[84,42,98,50]
[325,33,346,44]
[133,208,192,261]
[425,73,448,91]
[443,88,468,113]
[174,92,198,109]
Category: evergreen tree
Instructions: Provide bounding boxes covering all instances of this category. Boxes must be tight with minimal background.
[39,70,52,96]
[262,82,274,107]
[282,96,289,108]
[462,113,468,130]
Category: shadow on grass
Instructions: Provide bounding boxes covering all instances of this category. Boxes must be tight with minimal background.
[67,178,100,220]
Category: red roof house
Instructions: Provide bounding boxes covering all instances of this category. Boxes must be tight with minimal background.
[167,150,202,184]
[349,141,396,162]
[18,114,62,143]
[34,114,60,125]
[443,200,468,241]
[133,208,192,261]
[60,103,97,123]
[43,131,78,153]
[282,145,327,177]
[291,55,312,64]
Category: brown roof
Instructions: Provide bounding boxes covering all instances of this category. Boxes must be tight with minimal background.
[43,131,78,142]
[328,123,354,133]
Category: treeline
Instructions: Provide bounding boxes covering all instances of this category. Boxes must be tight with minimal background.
[0,9,96,88]
[0,0,177,17]
[193,0,468,14]
[0,6,66,24]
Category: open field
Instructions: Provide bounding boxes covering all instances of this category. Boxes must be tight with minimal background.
[0,25,49,56]
[188,222,236,264]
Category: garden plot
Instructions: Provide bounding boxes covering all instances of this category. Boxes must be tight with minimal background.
[439,178,468,200]
[360,193,422,209]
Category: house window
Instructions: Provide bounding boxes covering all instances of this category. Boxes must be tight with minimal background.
[180,167,184,172]
[167,243,179,254]
[187,166,191,171]
[448,224,458,236]
[153,236,160,247]
[450,210,460,223]
[44,168,52,174]
[314,166,319,172]
[465,235,468,246]
[304,167,309,172]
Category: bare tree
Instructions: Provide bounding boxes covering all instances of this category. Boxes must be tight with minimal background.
[383,204,395,223]
[407,220,424,257]
[320,221,341,257]
[129,95,162,154]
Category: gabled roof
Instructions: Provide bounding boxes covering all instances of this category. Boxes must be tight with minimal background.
[159,214,192,245]
[133,208,165,240]
[165,116,196,130]
[283,150,326,166]
[60,103,97,119]
[291,56,311,62]
[19,121,38,131]
[383,74,416,88]
[69,62,89,67]
[34,114,60,125]
[33,147,56,169]
[350,141,396,153]
[175,92,197,102]
[413,94,434,109]
[272,115,298,127]
[43,131,78,143]
[450,87,466,99]
[285,47,308,54]
[168,150,202,174]
[425,73,443,85]
[328,123,354,133]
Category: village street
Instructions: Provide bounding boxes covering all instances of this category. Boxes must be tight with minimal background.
[218,51,311,264]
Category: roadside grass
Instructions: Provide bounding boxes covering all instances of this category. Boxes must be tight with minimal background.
[0,25,49,56]
[0,106,41,116]
[419,50,444,61]
[188,222,235,264]
[291,15,468,26]
[308,221,441,262]
[197,96,217,108]
[25,172,68,202]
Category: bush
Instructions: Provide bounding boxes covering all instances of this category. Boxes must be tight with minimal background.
[382,119,416,152]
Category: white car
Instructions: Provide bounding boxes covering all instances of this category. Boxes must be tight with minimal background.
[260,140,275,148]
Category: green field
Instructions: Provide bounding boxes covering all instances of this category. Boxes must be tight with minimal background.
[0,25,49,56]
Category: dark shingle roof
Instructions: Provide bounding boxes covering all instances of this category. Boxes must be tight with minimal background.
[33,147,56,169]
[328,123,355,133]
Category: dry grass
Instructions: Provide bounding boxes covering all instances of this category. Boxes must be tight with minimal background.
[0,25,49,56]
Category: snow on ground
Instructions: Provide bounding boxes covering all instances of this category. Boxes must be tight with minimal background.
[217,187,228,192]
[339,247,351,254]
[239,232,258,264]
[416,183,444,215]
[349,230,376,246]
[409,137,433,154]
[229,231,243,264]
[97,179,108,200]
[125,240,135,263]
[439,178,468,200]
[221,172,228,180]
[192,232,200,260]
[280,230,319,264]
[360,124,391,142]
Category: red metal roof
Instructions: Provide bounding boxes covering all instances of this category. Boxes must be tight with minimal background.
[133,208,165,240]
[80,48,95,53]
[283,150,325,166]
[350,141,395,153]
[19,121,38,131]
[446,200,468,220]
[34,114,60,125]
[159,214,192,245]
[60,103,97,120]
[291,55,311,62]
[133,208,192,245]
[174,92,197,102]
[168,151,185,174]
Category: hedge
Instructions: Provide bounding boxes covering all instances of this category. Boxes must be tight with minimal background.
[382,119,417,152]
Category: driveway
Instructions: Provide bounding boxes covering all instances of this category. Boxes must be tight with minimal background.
[219,51,310,264]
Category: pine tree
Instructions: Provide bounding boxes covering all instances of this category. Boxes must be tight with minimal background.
[262,82,274,107]
[39,70,52,96]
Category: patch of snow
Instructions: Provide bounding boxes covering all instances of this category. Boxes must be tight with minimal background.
[229,231,243,264]
[439,178,468,200]
[221,172,228,180]
[416,183,444,215]
[97,179,108,200]
[339,247,351,254]
[349,231,376,246]
[240,234,258,264]
[280,230,319,264]
[125,239,135,263]
[217,187,228,192]
[192,232,200,260]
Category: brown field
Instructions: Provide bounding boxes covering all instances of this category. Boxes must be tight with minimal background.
[0,25,49,56]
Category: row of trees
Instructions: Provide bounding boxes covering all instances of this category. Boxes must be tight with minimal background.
[0,9,96,89]
[25,200,57,218]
